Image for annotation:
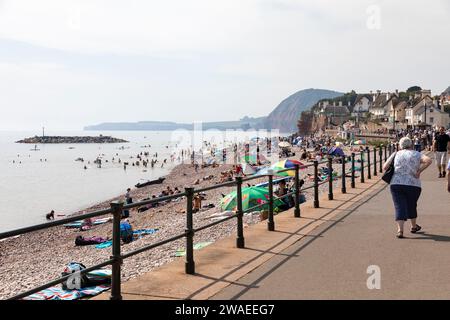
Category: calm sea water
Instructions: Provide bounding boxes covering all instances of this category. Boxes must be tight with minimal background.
[1,129,286,232]
[0,130,178,232]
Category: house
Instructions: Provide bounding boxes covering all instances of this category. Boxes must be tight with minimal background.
[404,90,449,127]
[352,94,372,115]
[441,88,450,107]
[369,91,399,120]
[416,100,449,128]
[390,100,408,124]
[320,104,350,126]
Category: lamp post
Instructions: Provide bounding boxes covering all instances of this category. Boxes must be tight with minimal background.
[423,100,427,126]
[392,105,396,132]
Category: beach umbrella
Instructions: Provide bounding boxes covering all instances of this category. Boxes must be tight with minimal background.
[270,159,306,177]
[353,140,365,145]
[242,153,266,164]
[278,141,292,148]
[242,163,257,175]
[220,186,284,212]
[328,146,345,157]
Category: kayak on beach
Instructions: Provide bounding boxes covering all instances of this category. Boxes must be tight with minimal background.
[135,177,165,188]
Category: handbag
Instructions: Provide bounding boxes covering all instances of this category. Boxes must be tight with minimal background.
[381,153,396,184]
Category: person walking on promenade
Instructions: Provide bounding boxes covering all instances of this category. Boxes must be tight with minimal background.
[433,127,450,178]
[447,158,450,193]
[383,137,432,239]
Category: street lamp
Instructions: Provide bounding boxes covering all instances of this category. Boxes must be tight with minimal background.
[423,100,427,126]
[392,104,396,132]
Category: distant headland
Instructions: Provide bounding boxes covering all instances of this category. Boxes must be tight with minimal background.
[16,135,128,144]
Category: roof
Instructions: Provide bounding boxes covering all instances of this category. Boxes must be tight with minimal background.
[353,94,373,105]
[410,95,433,108]
[393,101,408,110]
[374,94,396,108]
[323,105,350,115]
[415,104,446,115]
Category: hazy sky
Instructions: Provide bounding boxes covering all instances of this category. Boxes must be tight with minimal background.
[1,0,449,131]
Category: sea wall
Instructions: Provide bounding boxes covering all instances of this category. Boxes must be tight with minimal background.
[16,136,128,144]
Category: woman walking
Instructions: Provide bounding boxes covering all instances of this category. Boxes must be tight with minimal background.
[383,137,432,238]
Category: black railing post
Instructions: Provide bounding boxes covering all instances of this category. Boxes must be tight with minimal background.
[268,173,275,231]
[384,144,387,162]
[373,147,377,176]
[341,155,347,194]
[185,187,195,274]
[328,156,333,200]
[396,143,399,152]
[294,164,301,218]
[360,152,365,183]
[236,177,245,248]
[110,201,123,300]
[351,153,356,188]
[366,147,371,179]
[314,160,319,208]
[379,146,383,173]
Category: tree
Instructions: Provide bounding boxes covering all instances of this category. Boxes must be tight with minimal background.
[297,111,313,135]
[407,86,422,93]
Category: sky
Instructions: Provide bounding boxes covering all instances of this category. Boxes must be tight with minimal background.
[0,0,449,131]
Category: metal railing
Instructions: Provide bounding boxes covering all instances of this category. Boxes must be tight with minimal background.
[0,143,398,300]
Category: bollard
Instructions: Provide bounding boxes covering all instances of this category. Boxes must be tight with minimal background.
[366,147,371,179]
[313,160,319,208]
[110,201,123,300]
[360,152,365,183]
[268,174,275,231]
[341,155,347,194]
[185,188,195,274]
[328,157,333,200]
[351,153,356,188]
[294,164,301,218]
[373,147,377,176]
[236,177,245,248]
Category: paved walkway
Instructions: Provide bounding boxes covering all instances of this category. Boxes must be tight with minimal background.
[212,164,450,300]
[95,160,450,300]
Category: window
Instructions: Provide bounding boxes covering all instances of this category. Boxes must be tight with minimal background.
[429,117,434,123]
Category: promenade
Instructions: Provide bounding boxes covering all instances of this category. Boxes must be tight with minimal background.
[95,159,450,300]
[212,163,450,300]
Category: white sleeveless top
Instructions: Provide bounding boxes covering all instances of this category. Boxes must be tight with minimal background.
[386,149,422,188]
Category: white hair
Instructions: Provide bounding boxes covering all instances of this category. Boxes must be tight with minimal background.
[399,137,413,150]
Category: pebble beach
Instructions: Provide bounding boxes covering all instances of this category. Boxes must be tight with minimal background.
[0,148,351,299]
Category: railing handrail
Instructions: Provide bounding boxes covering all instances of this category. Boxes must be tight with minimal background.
[2,145,389,300]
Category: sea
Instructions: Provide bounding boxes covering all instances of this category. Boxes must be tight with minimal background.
[0,129,284,232]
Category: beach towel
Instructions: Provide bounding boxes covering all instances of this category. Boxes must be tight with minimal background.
[95,241,112,249]
[64,217,111,229]
[133,228,159,239]
[175,242,213,257]
[22,285,109,300]
[95,229,158,249]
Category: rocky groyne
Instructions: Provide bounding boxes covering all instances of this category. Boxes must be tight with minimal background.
[16,135,128,144]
